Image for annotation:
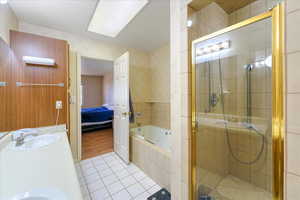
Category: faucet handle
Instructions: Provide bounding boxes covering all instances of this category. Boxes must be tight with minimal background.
[11,132,24,141]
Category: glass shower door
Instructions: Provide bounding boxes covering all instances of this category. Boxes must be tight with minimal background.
[193,17,273,200]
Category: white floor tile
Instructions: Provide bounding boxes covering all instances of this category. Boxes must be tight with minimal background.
[105,157,119,164]
[98,168,114,178]
[93,159,106,166]
[147,184,161,195]
[102,174,119,186]
[120,176,137,188]
[133,171,146,181]
[95,163,109,171]
[81,162,93,170]
[127,183,145,197]
[126,164,140,174]
[85,173,100,184]
[134,191,150,200]
[83,167,97,177]
[87,180,105,193]
[111,189,131,200]
[78,153,161,200]
[115,169,130,179]
[111,164,124,172]
[91,188,110,200]
[80,185,89,197]
[140,177,156,190]
[107,159,121,166]
[107,181,125,195]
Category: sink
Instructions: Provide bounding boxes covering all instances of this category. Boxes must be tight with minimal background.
[11,188,67,200]
[9,134,61,150]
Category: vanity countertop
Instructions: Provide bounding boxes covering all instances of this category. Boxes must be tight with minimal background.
[0,130,83,200]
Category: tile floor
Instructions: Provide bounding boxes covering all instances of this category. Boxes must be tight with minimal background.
[76,152,162,200]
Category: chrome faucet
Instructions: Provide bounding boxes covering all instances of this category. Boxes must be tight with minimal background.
[12,133,38,147]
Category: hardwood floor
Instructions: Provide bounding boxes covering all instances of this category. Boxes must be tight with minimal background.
[82,128,113,160]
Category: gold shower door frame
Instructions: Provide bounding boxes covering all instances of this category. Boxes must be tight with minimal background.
[190,3,285,200]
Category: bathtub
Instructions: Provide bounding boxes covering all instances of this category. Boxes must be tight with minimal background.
[130,125,171,190]
[131,125,171,152]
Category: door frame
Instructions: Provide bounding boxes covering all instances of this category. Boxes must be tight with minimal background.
[190,3,285,200]
[69,51,82,162]
[70,54,129,161]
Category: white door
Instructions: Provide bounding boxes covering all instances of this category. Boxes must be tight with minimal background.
[113,52,130,164]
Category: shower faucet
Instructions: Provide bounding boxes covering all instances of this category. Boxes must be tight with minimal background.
[210,93,219,108]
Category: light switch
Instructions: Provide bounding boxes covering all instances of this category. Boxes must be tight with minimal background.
[56,101,63,109]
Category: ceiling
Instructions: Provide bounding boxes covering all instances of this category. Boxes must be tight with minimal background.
[9,0,170,52]
[81,57,113,76]
[189,0,257,14]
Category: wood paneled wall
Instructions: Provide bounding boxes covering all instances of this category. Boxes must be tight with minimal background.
[0,38,13,131]
[0,31,69,132]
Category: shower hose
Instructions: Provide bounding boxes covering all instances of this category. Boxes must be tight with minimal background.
[217,57,266,165]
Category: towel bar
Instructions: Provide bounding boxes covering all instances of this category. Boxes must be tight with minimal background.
[16,82,64,87]
[0,82,7,87]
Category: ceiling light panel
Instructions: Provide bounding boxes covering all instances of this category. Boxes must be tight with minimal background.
[88,0,149,38]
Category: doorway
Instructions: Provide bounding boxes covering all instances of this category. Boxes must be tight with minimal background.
[80,57,115,160]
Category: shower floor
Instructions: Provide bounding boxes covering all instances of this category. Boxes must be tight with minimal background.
[199,169,272,200]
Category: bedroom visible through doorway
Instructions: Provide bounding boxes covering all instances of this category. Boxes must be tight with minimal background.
[80,57,114,160]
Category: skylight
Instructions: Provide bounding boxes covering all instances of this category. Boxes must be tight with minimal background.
[88,0,148,38]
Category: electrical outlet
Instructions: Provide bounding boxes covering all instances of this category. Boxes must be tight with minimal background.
[56,100,63,110]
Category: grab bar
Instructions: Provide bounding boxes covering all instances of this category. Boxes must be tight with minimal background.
[0,82,7,87]
[16,82,64,87]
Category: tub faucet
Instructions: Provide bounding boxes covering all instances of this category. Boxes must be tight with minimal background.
[12,133,39,147]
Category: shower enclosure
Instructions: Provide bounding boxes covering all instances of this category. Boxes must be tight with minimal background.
[191,4,285,200]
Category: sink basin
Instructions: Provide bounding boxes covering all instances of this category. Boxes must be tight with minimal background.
[11,188,67,200]
[9,134,61,150]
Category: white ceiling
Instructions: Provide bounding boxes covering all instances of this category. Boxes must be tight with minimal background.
[9,0,170,52]
[81,57,113,76]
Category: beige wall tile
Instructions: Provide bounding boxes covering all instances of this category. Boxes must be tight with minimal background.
[287,52,300,93]
[286,11,300,53]
[287,93,300,133]
[287,133,300,175]
[287,173,300,200]
[287,0,300,13]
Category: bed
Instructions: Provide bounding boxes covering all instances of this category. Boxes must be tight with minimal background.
[81,106,114,132]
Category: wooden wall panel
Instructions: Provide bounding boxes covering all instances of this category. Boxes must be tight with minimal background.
[0,38,13,132]
[5,31,69,131]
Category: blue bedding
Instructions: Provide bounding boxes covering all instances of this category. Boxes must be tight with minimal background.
[81,106,113,123]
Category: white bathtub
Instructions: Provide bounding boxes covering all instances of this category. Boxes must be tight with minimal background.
[131,125,171,152]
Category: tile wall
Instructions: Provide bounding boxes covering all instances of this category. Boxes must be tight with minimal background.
[130,44,171,130]
[131,136,171,191]
[286,0,300,199]
[173,0,288,199]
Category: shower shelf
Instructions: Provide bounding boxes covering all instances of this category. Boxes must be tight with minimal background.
[145,99,169,104]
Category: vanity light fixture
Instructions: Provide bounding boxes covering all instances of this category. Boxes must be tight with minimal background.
[0,0,8,4]
[187,20,193,28]
[253,55,272,68]
[88,0,149,37]
[196,40,231,57]
[22,56,56,66]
